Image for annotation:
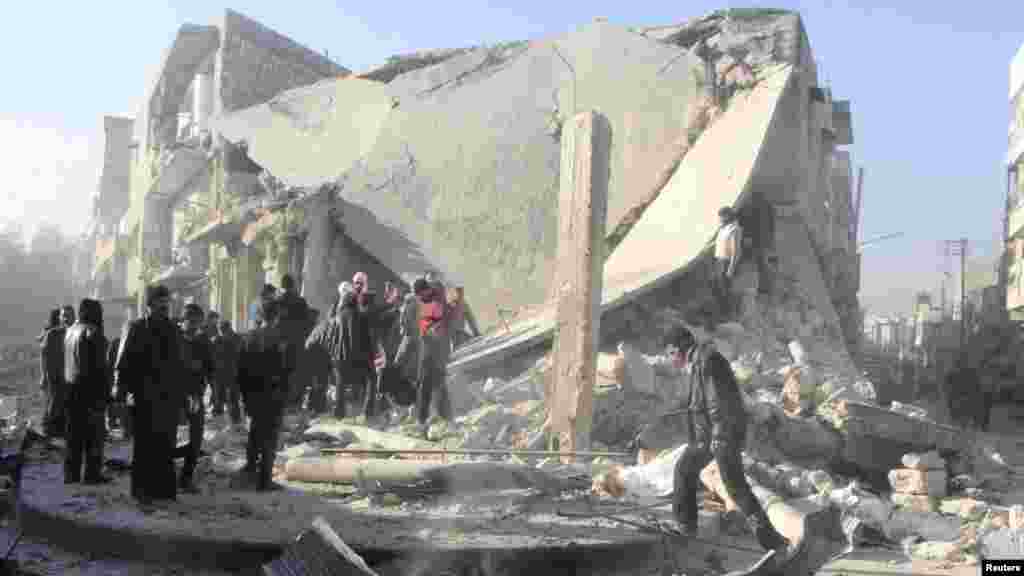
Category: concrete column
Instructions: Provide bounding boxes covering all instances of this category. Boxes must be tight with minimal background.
[302,190,333,315]
[550,110,610,461]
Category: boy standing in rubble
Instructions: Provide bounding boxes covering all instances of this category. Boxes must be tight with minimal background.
[662,324,799,569]
[713,206,742,321]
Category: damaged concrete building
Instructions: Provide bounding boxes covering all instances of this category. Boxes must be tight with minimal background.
[114,9,348,323]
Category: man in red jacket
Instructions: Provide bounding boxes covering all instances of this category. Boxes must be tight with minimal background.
[413,277,452,436]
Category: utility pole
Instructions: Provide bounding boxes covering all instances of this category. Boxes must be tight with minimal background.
[947,238,968,350]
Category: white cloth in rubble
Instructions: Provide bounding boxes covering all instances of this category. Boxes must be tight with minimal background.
[617,443,689,504]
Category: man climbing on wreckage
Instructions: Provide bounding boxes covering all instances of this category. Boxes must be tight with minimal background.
[663,324,801,571]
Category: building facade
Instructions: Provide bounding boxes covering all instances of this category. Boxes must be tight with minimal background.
[1006,42,1024,317]
[116,9,348,326]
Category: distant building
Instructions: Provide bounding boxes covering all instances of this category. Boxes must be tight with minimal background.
[1006,42,1024,318]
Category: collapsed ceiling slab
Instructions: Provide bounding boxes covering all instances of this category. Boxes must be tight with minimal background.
[449,64,794,373]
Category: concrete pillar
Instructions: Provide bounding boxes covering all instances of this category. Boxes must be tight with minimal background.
[550,110,610,461]
[302,189,333,316]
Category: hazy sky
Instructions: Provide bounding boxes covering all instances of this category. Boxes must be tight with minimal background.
[2,1,1020,316]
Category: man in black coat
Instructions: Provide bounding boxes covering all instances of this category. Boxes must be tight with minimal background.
[237,300,295,490]
[114,285,184,505]
[277,274,312,409]
[663,325,798,569]
[63,299,111,484]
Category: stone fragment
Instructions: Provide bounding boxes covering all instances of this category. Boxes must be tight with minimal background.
[888,468,947,497]
[901,450,945,470]
[939,497,989,521]
[890,492,937,513]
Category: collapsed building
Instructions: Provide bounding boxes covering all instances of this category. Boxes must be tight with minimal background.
[204,10,862,374]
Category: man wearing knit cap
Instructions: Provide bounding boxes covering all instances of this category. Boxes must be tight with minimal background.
[114,284,185,504]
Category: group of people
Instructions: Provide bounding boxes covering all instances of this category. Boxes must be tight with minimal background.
[304,272,467,437]
[35,268,470,504]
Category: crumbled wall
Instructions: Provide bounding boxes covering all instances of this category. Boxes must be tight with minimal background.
[217,9,349,113]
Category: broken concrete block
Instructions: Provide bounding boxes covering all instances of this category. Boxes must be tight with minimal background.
[884,510,961,543]
[901,450,945,470]
[888,468,947,497]
[781,365,814,417]
[596,351,625,383]
[939,497,989,521]
[890,492,937,513]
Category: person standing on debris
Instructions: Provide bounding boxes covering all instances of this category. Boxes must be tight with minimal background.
[39,308,66,437]
[63,298,112,485]
[175,303,214,494]
[237,300,295,490]
[357,289,385,422]
[304,309,332,414]
[713,206,743,321]
[108,305,137,439]
[376,285,418,420]
[277,274,313,410]
[414,277,453,435]
[662,324,798,568]
[213,320,244,425]
[114,285,184,505]
[330,290,375,420]
[204,311,223,415]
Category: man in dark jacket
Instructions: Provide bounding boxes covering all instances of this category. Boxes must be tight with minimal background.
[213,320,243,425]
[304,310,332,415]
[330,291,374,419]
[114,285,183,504]
[237,300,295,490]
[664,325,797,568]
[175,303,214,493]
[63,299,111,484]
[277,274,312,409]
[204,311,224,415]
[39,308,66,437]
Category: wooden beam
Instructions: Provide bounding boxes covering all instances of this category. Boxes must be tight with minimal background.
[550,110,611,462]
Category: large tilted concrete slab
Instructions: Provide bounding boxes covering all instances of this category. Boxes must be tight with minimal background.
[214,21,703,329]
[449,64,794,375]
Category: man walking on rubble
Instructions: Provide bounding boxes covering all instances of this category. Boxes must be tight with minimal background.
[304,310,331,414]
[237,300,295,490]
[63,298,112,485]
[174,304,214,493]
[114,285,184,505]
[713,206,743,322]
[663,324,799,569]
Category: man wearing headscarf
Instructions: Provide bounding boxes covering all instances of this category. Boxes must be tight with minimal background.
[114,285,184,505]
[63,298,111,484]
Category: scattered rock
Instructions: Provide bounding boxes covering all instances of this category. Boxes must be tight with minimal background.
[901,450,945,471]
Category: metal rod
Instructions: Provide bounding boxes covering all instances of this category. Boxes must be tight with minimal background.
[319,447,632,458]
